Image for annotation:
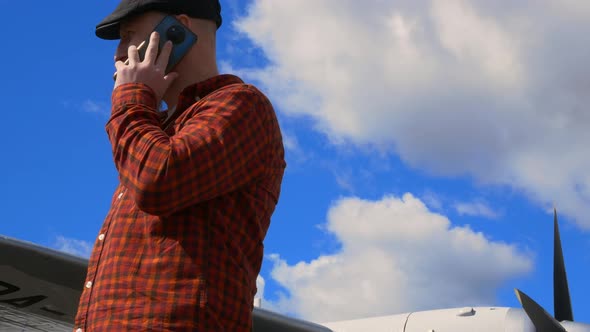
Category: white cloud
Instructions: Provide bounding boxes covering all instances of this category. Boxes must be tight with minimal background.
[62,99,110,117]
[234,0,590,229]
[82,100,110,116]
[454,200,500,219]
[333,169,355,193]
[281,131,300,153]
[265,194,532,323]
[255,274,265,300]
[54,236,93,258]
[281,130,312,166]
[421,190,444,211]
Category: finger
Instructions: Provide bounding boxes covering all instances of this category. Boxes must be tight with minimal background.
[144,31,160,64]
[163,71,179,84]
[127,45,140,65]
[114,60,126,71]
[113,60,126,81]
[156,41,173,70]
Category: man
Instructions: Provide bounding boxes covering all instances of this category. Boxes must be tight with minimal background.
[74,1,286,331]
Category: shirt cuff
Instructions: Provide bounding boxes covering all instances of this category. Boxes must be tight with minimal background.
[111,83,158,116]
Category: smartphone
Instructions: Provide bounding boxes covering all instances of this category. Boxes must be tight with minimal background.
[113,15,198,80]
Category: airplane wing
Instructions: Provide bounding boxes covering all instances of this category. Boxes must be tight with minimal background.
[0,235,84,331]
[0,235,332,332]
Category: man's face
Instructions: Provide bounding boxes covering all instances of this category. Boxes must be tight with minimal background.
[115,12,166,63]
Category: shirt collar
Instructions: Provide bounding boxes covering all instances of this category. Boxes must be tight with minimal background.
[175,74,244,113]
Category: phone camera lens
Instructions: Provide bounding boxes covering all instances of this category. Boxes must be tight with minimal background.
[166,26,186,44]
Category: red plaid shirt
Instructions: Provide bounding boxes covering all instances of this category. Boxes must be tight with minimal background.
[74,74,285,331]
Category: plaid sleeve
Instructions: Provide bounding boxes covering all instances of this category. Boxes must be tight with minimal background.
[106,83,273,216]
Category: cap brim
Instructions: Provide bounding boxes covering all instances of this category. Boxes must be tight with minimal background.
[95,2,144,40]
[96,21,121,40]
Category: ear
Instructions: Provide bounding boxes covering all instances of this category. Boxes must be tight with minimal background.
[175,14,191,28]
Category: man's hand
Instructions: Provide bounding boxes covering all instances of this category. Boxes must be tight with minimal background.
[114,31,178,101]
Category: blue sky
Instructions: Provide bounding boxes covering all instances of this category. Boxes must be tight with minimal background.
[2,0,590,326]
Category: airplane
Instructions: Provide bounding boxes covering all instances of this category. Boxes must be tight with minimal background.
[0,210,588,331]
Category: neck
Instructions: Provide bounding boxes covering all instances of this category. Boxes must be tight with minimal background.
[162,62,218,110]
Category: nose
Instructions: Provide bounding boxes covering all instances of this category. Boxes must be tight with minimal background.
[114,41,129,63]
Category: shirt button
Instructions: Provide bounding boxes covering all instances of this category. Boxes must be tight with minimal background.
[76,329,83,332]
[118,192,124,199]
[85,281,93,289]
[98,234,105,241]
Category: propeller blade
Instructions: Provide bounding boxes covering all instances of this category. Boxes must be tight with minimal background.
[515,289,566,332]
[553,209,574,322]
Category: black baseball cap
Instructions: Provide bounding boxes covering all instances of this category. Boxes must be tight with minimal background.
[96,0,222,40]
